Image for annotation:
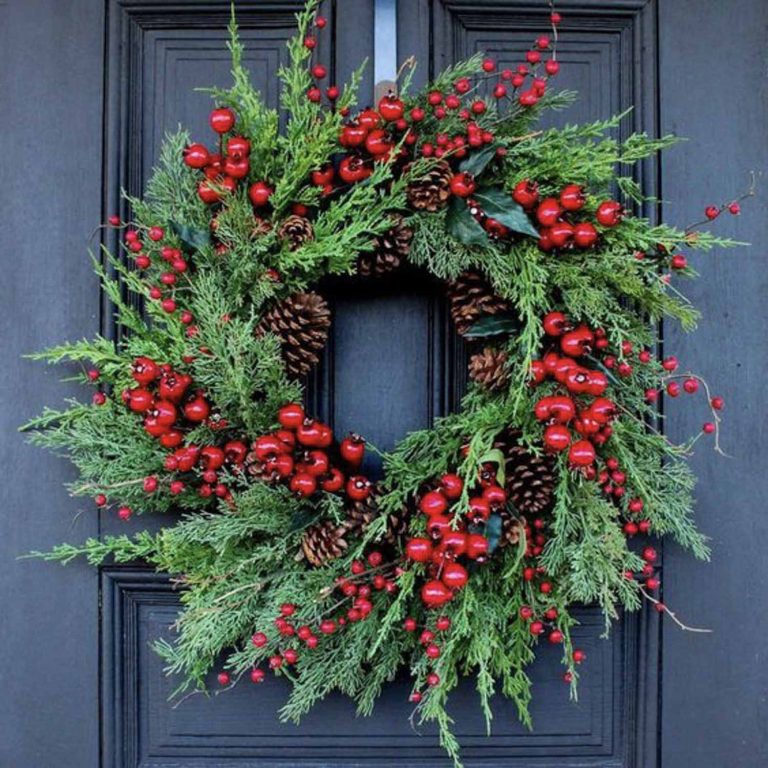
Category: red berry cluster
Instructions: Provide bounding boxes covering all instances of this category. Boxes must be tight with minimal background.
[93,357,248,517]
[403,614,452,701]
[512,181,623,252]
[623,544,662,602]
[182,108,256,206]
[403,472,495,608]
[530,312,618,467]
[228,551,400,686]
[248,402,371,500]
[119,225,198,323]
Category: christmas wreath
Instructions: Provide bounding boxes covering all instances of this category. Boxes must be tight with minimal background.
[25,1,748,762]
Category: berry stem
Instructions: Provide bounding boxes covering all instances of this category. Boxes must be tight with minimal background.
[684,172,757,233]
[638,586,712,633]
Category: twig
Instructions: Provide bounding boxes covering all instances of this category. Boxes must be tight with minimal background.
[639,586,712,633]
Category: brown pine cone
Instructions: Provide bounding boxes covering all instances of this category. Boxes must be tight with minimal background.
[405,160,453,212]
[357,216,413,277]
[499,507,525,548]
[495,429,557,516]
[382,505,411,546]
[277,215,314,250]
[345,495,379,536]
[469,347,510,391]
[256,292,331,378]
[300,519,351,567]
[446,271,511,336]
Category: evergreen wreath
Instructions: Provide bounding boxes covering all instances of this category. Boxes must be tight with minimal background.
[24,2,750,762]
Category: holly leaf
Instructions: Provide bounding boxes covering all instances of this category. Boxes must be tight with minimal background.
[170,219,212,252]
[473,188,540,238]
[459,144,498,177]
[478,447,506,486]
[463,313,520,340]
[446,197,489,245]
[484,513,504,554]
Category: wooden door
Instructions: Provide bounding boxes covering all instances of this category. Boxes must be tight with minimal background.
[2,1,766,766]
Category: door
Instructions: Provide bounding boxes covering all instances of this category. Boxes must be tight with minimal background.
[1,1,766,766]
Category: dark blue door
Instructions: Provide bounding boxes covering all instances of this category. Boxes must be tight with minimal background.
[2,1,767,766]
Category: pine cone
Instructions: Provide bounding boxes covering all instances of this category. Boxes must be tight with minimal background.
[383,505,411,546]
[357,216,413,277]
[345,495,379,536]
[405,160,453,212]
[499,507,525,548]
[277,215,314,250]
[301,519,350,567]
[495,429,557,517]
[469,347,509,391]
[256,292,331,378]
[446,271,511,336]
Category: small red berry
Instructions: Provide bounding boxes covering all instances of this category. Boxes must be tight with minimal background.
[217,671,231,686]
[704,205,720,220]
[250,668,265,684]
[702,422,716,434]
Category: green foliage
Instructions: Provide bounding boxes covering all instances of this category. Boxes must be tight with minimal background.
[22,4,742,766]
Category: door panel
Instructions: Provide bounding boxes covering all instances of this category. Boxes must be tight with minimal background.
[4,0,767,766]
[659,2,768,767]
[0,1,104,767]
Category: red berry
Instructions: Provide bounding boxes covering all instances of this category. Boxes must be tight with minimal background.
[536,197,562,227]
[421,580,453,607]
[441,562,469,590]
[702,422,716,434]
[596,200,623,227]
[662,356,678,371]
[291,473,317,497]
[346,475,372,501]
[572,649,586,663]
[250,668,265,684]
[209,107,236,134]
[248,181,273,208]
[184,143,210,168]
[512,180,539,210]
[549,630,563,644]
[340,434,365,465]
[728,201,741,215]
[427,673,440,687]
[705,205,720,220]
[559,184,585,211]
[403,618,417,632]
[683,377,699,394]
[320,619,336,635]
[530,621,544,636]
[436,616,451,631]
[671,253,688,270]
[425,643,441,659]
[440,473,463,499]
[711,396,724,410]
[217,671,231,686]
[278,403,305,429]
[568,440,596,467]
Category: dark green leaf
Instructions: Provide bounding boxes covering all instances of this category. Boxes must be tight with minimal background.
[485,513,503,554]
[446,197,489,246]
[473,188,540,238]
[463,313,520,340]
[170,219,212,252]
[458,144,498,177]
